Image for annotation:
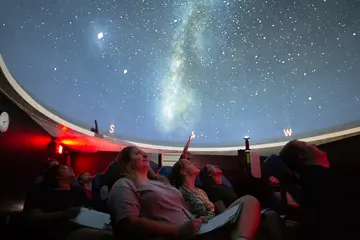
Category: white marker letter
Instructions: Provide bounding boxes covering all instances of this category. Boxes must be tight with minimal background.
[283,128,292,137]
[109,124,115,134]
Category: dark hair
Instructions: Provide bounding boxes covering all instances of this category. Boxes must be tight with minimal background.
[279,139,314,171]
[199,166,216,189]
[170,160,184,188]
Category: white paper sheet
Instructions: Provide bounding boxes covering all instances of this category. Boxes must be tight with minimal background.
[199,205,241,234]
[70,208,111,230]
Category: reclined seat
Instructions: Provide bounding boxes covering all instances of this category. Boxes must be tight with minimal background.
[92,173,109,212]
[264,155,303,206]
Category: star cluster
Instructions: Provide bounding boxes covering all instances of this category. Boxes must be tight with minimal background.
[0,0,359,146]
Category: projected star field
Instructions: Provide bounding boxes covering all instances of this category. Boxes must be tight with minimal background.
[1,0,360,146]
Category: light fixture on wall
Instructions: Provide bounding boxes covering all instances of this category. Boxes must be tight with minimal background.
[57,144,63,154]
[48,138,64,159]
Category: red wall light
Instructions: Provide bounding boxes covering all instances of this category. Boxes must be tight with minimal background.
[57,144,63,154]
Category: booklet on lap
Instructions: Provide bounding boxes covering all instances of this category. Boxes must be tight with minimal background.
[70,207,111,230]
[198,204,243,234]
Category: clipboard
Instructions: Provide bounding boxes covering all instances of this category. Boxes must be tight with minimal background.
[198,204,243,234]
[70,207,111,230]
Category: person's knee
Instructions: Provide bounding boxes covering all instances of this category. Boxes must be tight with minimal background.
[241,195,261,209]
[263,210,280,220]
[261,210,287,239]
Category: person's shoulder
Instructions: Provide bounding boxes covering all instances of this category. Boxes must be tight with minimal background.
[206,184,221,192]
[197,188,207,195]
[219,184,234,192]
[113,178,136,189]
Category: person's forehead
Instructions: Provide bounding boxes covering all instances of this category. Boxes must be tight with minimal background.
[132,147,145,154]
[183,159,191,163]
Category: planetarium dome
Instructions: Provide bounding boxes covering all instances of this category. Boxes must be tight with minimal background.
[1,0,360,151]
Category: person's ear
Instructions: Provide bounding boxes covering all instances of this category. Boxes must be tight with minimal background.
[180,168,187,176]
[298,152,306,159]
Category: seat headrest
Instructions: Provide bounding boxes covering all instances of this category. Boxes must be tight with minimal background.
[264,155,293,181]
[149,161,159,173]
[157,166,173,179]
[92,173,105,188]
[158,166,233,188]
[196,175,233,188]
[71,177,82,189]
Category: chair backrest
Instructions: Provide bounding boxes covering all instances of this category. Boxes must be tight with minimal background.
[157,166,173,179]
[195,175,233,188]
[250,152,262,179]
[264,155,303,205]
[264,155,294,182]
[71,177,82,189]
[92,173,105,189]
[103,160,119,190]
[149,161,159,173]
[92,173,106,201]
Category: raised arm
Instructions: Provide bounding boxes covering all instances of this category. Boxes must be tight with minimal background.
[181,131,195,158]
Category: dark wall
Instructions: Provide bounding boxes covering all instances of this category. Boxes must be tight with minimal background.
[70,152,159,175]
[319,135,360,198]
[0,91,52,212]
[319,135,360,174]
[70,151,118,175]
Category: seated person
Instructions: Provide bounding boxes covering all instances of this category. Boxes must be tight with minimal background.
[23,165,90,239]
[78,172,93,200]
[172,158,288,240]
[171,160,215,220]
[40,165,91,212]
[198,164,239,213]
[279,140,340,238]
[108,146,261,240]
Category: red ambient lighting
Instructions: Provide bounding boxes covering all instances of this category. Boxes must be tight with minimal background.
[57,144,63,154]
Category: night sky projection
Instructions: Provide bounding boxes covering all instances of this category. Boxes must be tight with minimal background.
[0,0,360,146]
